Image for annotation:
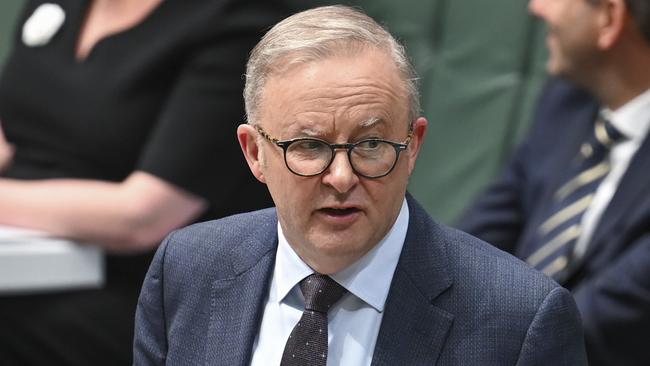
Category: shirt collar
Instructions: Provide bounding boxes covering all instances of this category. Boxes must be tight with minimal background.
[602,87,650,142]
[273,198,410,313]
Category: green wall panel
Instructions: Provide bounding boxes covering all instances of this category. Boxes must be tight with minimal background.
[0,0,24,67]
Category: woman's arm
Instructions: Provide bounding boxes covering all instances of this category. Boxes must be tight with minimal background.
[0,171,206,253]
[0,123,14,173]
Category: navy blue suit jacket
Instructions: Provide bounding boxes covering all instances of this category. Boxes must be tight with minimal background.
[134,195,586,365]
[460,78,650,366]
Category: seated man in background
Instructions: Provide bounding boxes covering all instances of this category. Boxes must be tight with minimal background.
[459,0,650,365]
[134,5,587,365]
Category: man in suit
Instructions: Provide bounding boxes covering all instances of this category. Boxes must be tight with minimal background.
[133,5,586,365]
[459,1,650,365]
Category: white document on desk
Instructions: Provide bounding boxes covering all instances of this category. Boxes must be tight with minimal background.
[0,225,104,294]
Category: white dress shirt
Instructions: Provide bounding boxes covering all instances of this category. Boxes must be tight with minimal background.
[574,88,650,258]
[250,199,409,366]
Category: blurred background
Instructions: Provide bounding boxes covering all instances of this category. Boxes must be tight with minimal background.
[0,0,548,224]
[0,2,23,64]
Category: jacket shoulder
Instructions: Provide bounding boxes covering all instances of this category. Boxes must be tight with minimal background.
[159,207,278,280]
[404,197,585,365]
[409,196,559,301]
[442,224,558,294]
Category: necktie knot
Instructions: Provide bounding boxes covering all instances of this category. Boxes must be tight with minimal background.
[594,116,626,148]
[280,274,347,366]
[300,274,347,313]
[578,116,625,162]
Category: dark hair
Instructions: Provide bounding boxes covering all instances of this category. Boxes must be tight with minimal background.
[625,0,650,43]
[587,0,650,43]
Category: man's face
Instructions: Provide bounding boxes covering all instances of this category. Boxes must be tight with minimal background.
[239,47,427,274]
[529,0,602,79]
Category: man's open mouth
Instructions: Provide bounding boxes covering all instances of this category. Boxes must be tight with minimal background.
[319,207,360,216]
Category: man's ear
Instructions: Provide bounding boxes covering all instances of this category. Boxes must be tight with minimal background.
[596,0,626,49]
[237,124,267,183]
[406,117,428,175]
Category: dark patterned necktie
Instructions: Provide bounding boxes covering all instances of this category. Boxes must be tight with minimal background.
[280,274,348,366]
[526,115,626,283]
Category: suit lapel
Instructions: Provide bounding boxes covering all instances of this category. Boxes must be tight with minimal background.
[371,268,454,366]
[517,98,599,259]
[547,104,599,191]
[204,225,278,366]
[582,135,650,261]
[372,196,454,366]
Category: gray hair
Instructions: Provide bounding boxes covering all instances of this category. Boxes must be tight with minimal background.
[244,5,420,125]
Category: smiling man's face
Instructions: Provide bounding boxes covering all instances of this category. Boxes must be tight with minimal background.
[529,0,602,81]
[240,46,426,274]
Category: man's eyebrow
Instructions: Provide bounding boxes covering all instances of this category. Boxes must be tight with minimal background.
[360,117,382,128]
[285,123,323,137]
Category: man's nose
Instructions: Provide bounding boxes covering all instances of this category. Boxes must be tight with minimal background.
[321,150,359,193]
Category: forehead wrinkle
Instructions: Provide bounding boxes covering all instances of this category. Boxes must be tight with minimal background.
[300,85,403,124]
[303,77,403,105]
[283,92,399,139]
[266,57,408,138]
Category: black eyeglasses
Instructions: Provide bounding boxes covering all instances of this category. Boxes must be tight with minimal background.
[254,124,412,179]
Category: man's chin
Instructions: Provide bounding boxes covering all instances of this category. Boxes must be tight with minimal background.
[308,233,368,256]
[545,57,563,76]
[300,244,360,274]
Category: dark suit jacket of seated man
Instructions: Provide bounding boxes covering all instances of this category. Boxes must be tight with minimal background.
[459,0,650,365]
[133,5,587,365]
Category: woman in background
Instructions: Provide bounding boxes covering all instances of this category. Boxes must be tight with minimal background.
[0,0,292,364]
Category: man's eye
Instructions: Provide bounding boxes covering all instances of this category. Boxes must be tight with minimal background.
[289,140,328,159]
[357,140,382,150]
[296,140,325,150]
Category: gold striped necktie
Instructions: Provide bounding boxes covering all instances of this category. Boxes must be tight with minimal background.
[526,115,626,283]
